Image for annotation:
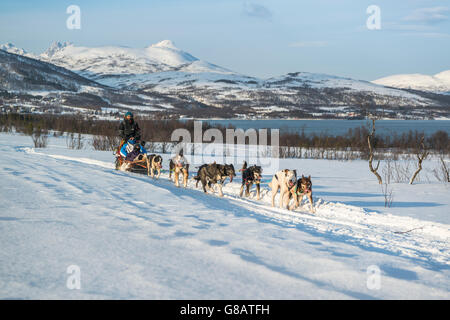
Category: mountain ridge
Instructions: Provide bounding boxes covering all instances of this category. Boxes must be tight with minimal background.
[1,41,449,119]
[373,70,450,93]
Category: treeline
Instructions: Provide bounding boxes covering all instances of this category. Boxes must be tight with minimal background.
[279,126,449,159]
[0,113,448,158]
[0,113,223,139]
[0,113,230,150]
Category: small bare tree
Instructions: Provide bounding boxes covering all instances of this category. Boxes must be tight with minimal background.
[382,158,393,184]
[367,118,382,184]
[381,182,394,208]
[66,132,84,149]
[31,126,48,148]
[409,135,429,185]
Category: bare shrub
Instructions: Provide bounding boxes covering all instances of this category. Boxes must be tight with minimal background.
[31,127,48,148]
[381,182,394,208]
[66,132,84,150]
[382,159,393,184]
[392,160,413,183]
[433,155,450,182]
[91,135,121,151]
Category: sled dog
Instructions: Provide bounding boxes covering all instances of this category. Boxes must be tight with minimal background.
[268,169,297,209]
[148,154,163,179]
[287,175,315,213]
[194,163,236,197]
[239,161,262,200]
[169,158,189,188]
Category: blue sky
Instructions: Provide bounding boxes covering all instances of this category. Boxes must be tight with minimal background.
[0,0,449,80]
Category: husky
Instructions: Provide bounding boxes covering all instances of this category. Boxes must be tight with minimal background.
[268,169,297,209]
[169,153,189,188]
[239,161,262,200]
[286,175,315,213]
[147,154,163,179]
[194,162,236,197]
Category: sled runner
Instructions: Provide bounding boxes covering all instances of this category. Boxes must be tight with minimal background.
[115,152,151,175]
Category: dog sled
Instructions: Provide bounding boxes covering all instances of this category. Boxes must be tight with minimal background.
[114,142,163,177]
[114,139,149,175]
[115,152,150,175]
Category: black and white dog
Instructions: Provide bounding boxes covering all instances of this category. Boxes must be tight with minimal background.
[147,154,163,179]
[269,169,297,208]
[239,161,262,200]
[194,162,236,197]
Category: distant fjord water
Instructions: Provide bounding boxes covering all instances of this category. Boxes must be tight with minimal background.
[200,119,450,137]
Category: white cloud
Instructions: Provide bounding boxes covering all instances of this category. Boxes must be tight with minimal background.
[403,7,449,24]
[398,32,450,38]
[380,7,450,37]
[243,2,273,20]
[383,22,433,32]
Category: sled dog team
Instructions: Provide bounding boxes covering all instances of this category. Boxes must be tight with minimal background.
[116,112,314,212]
[237,161,314,213]
[121,148,314,213]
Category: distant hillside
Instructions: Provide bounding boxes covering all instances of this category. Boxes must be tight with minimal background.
[1,41,449,119]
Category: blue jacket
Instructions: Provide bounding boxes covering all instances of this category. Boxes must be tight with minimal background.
[120,142,147,159]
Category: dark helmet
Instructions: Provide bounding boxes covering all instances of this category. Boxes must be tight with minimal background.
[125,111,133,118]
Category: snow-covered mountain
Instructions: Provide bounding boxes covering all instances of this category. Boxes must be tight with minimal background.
[0,49,102,92]
[38,40,234,81]
[34,41,430,99]
[123,70,437,117]
[0,43,37,59]
[264,72,425,99]
[373,70,450,93]
[0,49,175,113]
[1,41,449,118]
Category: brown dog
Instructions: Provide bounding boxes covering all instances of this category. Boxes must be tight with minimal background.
[169,158,189,188]
[286,175,315,213]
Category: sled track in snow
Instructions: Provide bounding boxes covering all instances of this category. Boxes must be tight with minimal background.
[24,148,450,268]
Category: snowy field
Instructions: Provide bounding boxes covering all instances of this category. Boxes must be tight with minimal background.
[0,132,449,299]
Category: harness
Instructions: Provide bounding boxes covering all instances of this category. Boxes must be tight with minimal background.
[243,170,260,185]
[291,184,311,196]
[171,163,188,172]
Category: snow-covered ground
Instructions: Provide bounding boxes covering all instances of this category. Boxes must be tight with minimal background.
[0,133,449,299]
